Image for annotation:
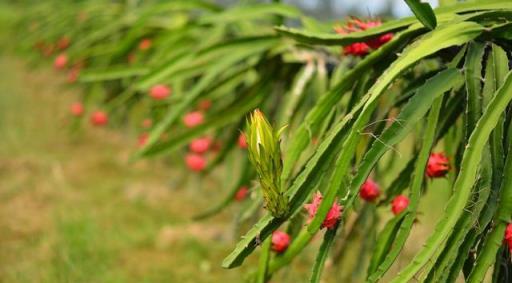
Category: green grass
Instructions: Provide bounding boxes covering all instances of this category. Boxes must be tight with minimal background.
[0,55,250,283]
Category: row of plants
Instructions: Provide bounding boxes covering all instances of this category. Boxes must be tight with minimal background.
[10,0,512,281]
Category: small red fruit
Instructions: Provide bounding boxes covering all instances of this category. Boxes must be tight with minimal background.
[149,84,171,100]
[139,38,152,51]
[198,99,212,111]
[334,18,393,57]
[138,132,149,148]
[57,36,70,50]
[142,118,152,129]
[185,153,206,172]
[54,54,68,69]
[189,137,212,154]
[304,191,343,230]
[391,195,409,215]
[234,186,249,201]
[70,102,84,117]
[271,231,291,253]
[426,152,450,178]
[505,223,512,253]
[183,111,204,128]
[238,133,247,149]
[90,111,108,126]
[67,67,80,83]
[360,178,380,202]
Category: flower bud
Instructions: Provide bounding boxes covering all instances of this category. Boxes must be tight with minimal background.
[246,109,288,218]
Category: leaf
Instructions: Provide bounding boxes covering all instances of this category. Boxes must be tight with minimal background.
[79,66,149,82]
[367,94,444,283]
[404,0,437,30]
[199,3,301,24]
[367,213,406,275]
[309,222,339,283]
[390,70,512,283]
[281,27,423,185]
[223,21,483,270]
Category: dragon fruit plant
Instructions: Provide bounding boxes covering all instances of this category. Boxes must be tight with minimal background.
[12,0,512,282]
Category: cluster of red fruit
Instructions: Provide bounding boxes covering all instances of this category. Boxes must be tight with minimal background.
[334,18,393,57]
[359,152,451,215]
[34,35,70,58]
[269,152,453,254]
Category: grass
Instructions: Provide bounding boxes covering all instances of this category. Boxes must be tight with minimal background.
[0,55,250,283]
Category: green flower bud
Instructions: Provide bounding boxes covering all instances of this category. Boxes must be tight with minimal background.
[246,109,288,218]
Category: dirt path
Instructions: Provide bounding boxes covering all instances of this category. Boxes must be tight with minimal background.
[0,56,245,283]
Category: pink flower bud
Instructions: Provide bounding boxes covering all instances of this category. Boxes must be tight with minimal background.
[426,152,450,178]
[238,133,247,149]
[70,102,84,117]
[271,231,291,253]
[185,153,206,172]
[359,178,380,202]
[54,53,68,69]
[234,186,249,201]
[149,84,171,100]
[189,137,212,154]
[183,111,204,128]
[391,195,409,215]
[90,110,108,126]
[304,191,343,230]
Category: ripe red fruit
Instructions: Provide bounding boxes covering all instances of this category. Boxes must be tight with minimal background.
[335,18,393,57]
[238,133,248,149]
[426,152,450,178]
[54,54,68,69]
[198,99,212,111]
[391,195,409,215]
[70,102,84,117]
[138,38,152,51]
[189,137,212,154]
[149,84,171,100]
[304,191,343,230]
[359,178,380,202]
[183,111,204,128]
[90,111,108,126]
[505,224,512,253]
[234,186,249,201]
[271,231,291,253]
[57,36,70,50]
[138,133,149,148]
[142,118,152,128]
[185,153,206,172]
[67,67,80,83]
